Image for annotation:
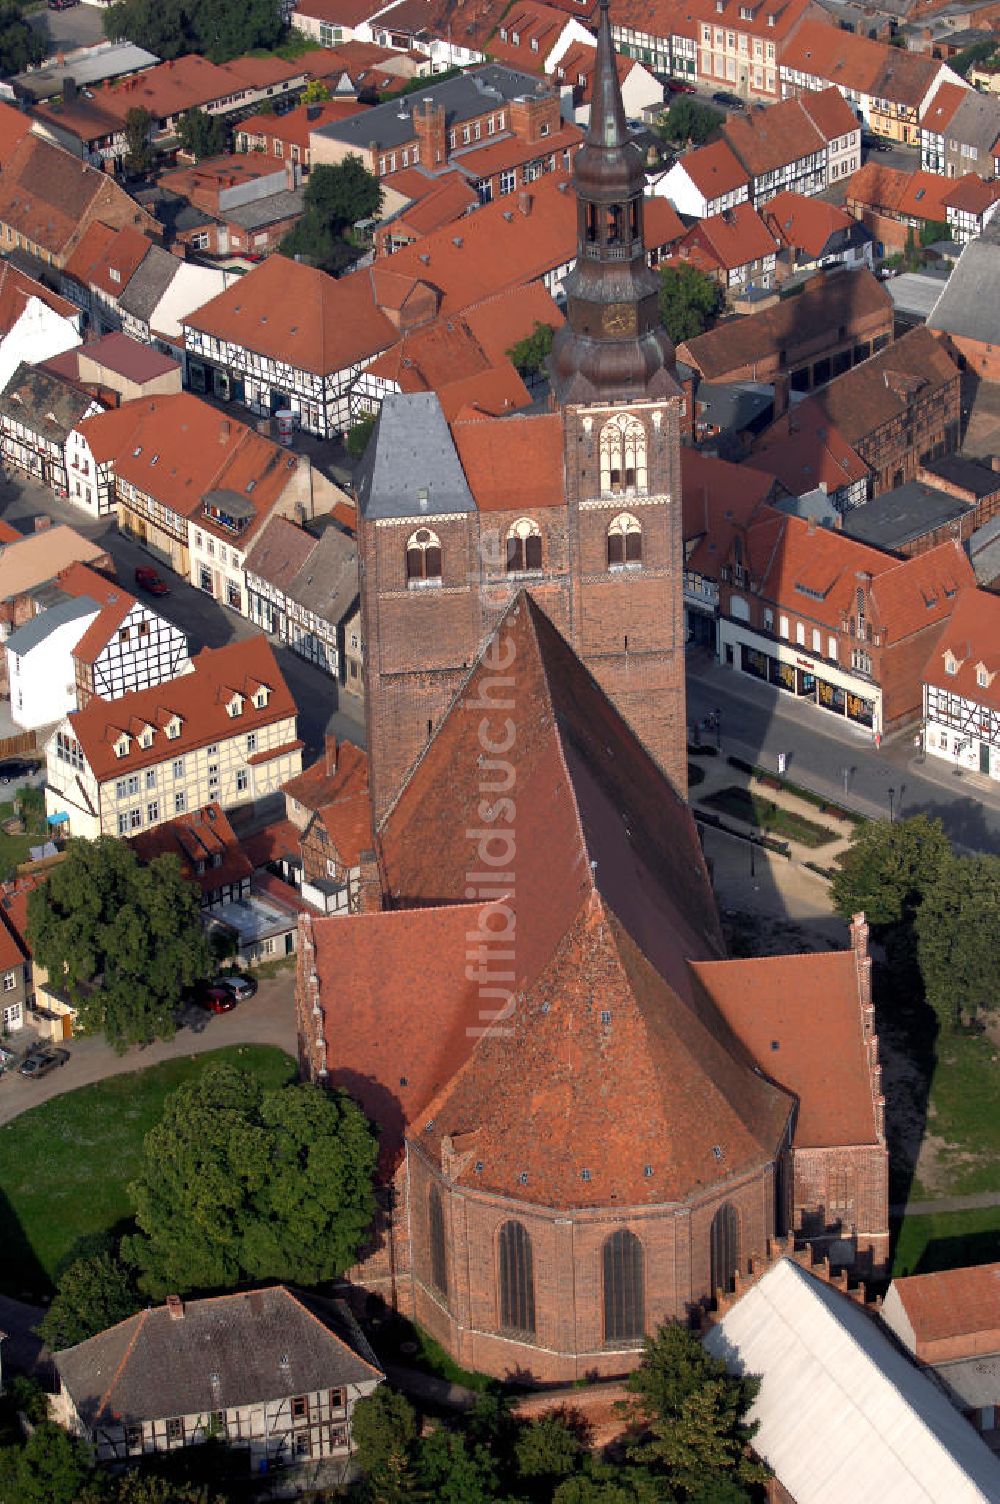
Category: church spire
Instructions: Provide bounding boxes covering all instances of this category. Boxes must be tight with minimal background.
[549,0,678,406]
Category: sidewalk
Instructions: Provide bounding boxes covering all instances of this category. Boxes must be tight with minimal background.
[689,746,856,870]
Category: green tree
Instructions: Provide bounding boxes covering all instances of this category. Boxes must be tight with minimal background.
[0,4,47,75]
[302,77,330,104]
[919,219,950,247]
[507,320,555,379]
[516,1410,586,1483]
[657,96,721,147]
[658,262,723,344]
[0,1422,93,1504]
[351,1386,419,1504]
[104,0,189,59]
[104,0,281,62]
[5,1376,50,1425]
[27,838,210,1050]
[305,156,383,234]
[123,1062,377,1296]
[916,852,1000,1030]
[417,1428,500,1503]
[830,814,951,930]
[123,106,153,176]
[176,107,228,161]
[346,413,376,459]
[39,1251,141,1351]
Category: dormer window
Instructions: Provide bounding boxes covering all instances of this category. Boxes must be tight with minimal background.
[226,692,245,717]
[165,715,182,739]
[253,686,270,709]
[138,727,154,749]
[944,651,959,676]
[114,733,131,758]
[977,664,989,688]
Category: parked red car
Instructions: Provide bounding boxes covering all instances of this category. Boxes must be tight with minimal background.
[198,986,236,1014]
[134,565,170,597]
[666,78,696,94]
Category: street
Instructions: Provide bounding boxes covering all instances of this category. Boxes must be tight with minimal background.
[0,472,364,759]
[0,968,296,1126]
[687,650,1000,853]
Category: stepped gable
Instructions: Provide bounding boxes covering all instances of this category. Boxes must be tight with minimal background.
[378,594,724,1000]
[413,899,793,1207]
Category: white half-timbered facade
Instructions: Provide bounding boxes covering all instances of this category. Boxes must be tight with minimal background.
[923,588,1000,781]
[51,1287,383,1474]
[0,366,102,496]
[185,331,377,438]
[73,598,190,707]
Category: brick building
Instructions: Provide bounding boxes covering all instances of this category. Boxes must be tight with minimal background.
[715,514,974,734]
[927,214,1000,385]
[753,324,962,495]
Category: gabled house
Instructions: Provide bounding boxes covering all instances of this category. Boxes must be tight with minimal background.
[923,587,1000,781]
[0,524,112,681]
[0,876,34,1034]
[681,447,777,647]
[0,364,103,495]
[675,201,778,295]
[920,81,1000,178]
[234,98,370,174]
[0,262,81,397]
[655,139,749,219]
[720,90,851,207]
[61,223,163,337]
[59,560,191,708]
[281,736,370,911]
[129,802,251,909]
[43,333,181,412]
[942,174,1000,245]
[244,515,359,681]
[44,635,303,840]
[763,191,874,274]
[926,213,1000,384]
[51,1287,383,1471]
[0,135,160,271]
[716,515,975,735]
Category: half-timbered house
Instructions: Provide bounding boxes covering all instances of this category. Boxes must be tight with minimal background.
[923,587,1000,781]
[0,365,103,495]
[51,1287,383,1472]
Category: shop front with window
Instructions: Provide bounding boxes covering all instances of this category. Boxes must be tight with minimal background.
[724,621,880,731]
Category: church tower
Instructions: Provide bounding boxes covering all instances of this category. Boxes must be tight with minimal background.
[550,0,688,794]
[358,0,688,824]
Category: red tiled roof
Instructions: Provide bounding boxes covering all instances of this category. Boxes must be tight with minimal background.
[224,55,305,89]
[244,515,317,594]
[924,586,1000,709]
[680,200,776,272]
[74,398,152,463]
[870,539,974,645]
[128,802,251,899]
[63,222,152,300]
[56,560,137,666]
[450,121,582,180]
[723,98,824,178]
[0,99,30,165]
[370,0,507,48]
[644,195,686,250]
[747,423,869,496]
[797,85,862,144]
[942,173,1000,216]
[0,261,78,336]
[889,1263,1000,1345]
[0,873,46,960]
[242,817,301,868]
[74,331,179,386]
[780,21,893,95]
[292,0,388,23]
[677,139,749,200]
[687,0,813,42]
[551,40,635,105]
[239,98,369,151]
[381,173,480,238]
[681,448,777,579]
[183,254,398,376]
[762,191,854,258]
[896,170,954,224]
[921,79,968,135]
[488,0,568,74]
[68,636,296,783]
[313,790,371,866]
[845,160,909,216]
[452,412,565,510]
[100,54,251,124]
[0,136,154,260]
[282,739,368,814]
[691,951,878,1149]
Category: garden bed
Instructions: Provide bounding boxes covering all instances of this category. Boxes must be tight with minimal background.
[700,786,840,848]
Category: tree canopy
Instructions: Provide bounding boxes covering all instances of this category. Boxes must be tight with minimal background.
[39,1251,140,1351]
[0,4,47,76]
[0,1422,93,1504]
[658,262,723,344]
[103,0,281,63]
[830,814,951,930]
[123,107,153,177]
[281,156,383,272]
[26,838,211,1050]
[346,413,377,459]
[916,851,1000,1030]
[176,107,228,162]
[656,97,720,147]
[123,1061,378,1297]
[508,320,555,378]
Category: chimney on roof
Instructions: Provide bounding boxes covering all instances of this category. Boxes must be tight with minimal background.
[324,734,338,777]
[518,189,533,217]
[219,419,230,443]
[34,515,51,534]
[166,1294,185,1320]
[807,516,816,534]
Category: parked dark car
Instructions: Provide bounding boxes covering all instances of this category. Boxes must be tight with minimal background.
[0,757,39,784]
[863,134,892,152]
[19,1048,68,1078]
[712,90,745,110]
[198,985,236,1014]
[134,565,170,597]
[214,973,257,1002]
[48,0,80,9]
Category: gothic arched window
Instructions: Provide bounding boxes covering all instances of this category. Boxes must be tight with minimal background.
[599,415,647,494]
[498,1220,536,1335]
[406,527,442,586]
[710,1203,740,1296]
[506,517,542,574]
[607,512,642,569]
[428,1185,447,1298]
[603,1229,645,1345]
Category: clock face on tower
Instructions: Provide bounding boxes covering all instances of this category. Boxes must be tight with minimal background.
[602,302,638,336]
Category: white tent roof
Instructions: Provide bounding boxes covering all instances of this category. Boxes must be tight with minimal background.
[703,1258,1000,1504]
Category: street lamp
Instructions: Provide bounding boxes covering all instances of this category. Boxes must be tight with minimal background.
[888,786,895,823]
[715,706,722,751]
[842,766,850,796]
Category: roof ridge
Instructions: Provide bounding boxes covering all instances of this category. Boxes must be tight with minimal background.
[94,1306,149,1418]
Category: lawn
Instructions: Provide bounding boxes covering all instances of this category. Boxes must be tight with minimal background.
[700,786,840,849]
[0,1045,296,1300]
[910,1028,1000,1198]
[0,794,50,882]
[891,1206,1000,1278]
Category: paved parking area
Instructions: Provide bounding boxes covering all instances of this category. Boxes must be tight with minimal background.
[29,0,108,57]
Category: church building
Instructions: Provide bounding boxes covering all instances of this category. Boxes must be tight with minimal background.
[357,0,687,824]
[297,3,890,1384]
